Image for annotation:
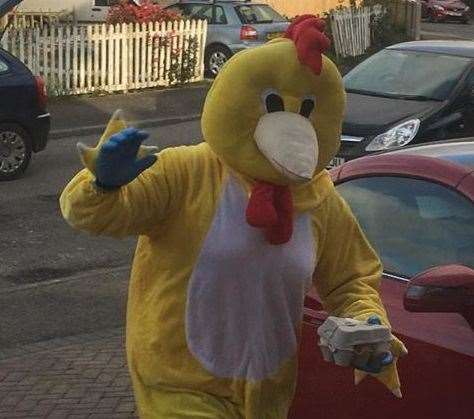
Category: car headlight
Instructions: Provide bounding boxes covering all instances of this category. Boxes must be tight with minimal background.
[365,119,420,151]
[433,5,445,10]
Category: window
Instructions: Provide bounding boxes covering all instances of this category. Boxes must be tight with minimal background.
[165,5,182,15]
[337,177,474,279]
[165,4,226,24]
[180,4,213,23]
[235,4,287,24]
[213,6,227,25]
[94,0,121,6]
[0,57,8,74]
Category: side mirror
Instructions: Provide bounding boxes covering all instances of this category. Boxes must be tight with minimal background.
[404,265,474,329]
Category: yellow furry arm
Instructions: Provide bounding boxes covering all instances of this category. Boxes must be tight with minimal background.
[313,190,388,323]
[313,189,407,395]
[59,147,181,238]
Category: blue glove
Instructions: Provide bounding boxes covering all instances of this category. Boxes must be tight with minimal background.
[354,315,394,374]
[95,128,157,189]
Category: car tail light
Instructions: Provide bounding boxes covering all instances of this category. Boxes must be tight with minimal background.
[240,25,258,40]
[35,75,47,110]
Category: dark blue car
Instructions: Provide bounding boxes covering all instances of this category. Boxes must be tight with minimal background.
[0,0,50,180]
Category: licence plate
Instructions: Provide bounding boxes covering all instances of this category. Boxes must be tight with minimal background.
[327,157,346,169]
[267,32,284,40]
[447,11,462,16]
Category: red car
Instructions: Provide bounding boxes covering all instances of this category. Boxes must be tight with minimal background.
[290,139,474,419]
[421,0,471,23]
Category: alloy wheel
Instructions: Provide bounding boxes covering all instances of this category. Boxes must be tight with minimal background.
[0,130,27,175]
[209,51,228,76]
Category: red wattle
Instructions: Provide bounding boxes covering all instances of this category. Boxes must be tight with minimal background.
[246,182,294,245]
[246,182,278,228]
[265,186,293,245]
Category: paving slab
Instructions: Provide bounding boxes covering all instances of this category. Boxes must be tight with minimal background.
[0,329,138,419]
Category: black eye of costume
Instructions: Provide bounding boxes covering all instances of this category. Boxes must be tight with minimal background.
[300,98,315,118]
[263,91,284,113]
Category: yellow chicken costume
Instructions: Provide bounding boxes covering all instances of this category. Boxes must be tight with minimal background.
[60,16,406,419]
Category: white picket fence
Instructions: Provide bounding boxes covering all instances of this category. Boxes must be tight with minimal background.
[330,1,421,58]
[329,6,375,58]
[1,19,208,96]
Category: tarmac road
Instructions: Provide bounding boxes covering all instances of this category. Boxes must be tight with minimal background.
[0,120,201,351]
[421,19,474,40]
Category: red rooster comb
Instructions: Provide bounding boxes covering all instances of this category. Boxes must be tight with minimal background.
[284,15,331,75]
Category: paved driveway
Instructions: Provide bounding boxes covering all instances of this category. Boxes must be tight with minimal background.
[421,19,474,40]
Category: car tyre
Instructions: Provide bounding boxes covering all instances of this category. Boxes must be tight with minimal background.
[0,123,32,181]
[205,45,232,78]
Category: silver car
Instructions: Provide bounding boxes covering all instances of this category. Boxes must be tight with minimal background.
[165,0,290,76]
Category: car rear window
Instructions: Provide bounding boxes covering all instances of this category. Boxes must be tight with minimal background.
[235,4,286,24]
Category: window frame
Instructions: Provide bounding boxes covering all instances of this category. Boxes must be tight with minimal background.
[336,173,474,280]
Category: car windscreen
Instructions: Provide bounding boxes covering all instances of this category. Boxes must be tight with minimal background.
[344,49,471,101]
[235,4,287,24]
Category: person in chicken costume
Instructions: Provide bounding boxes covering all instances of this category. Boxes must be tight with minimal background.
[60,16,407,419]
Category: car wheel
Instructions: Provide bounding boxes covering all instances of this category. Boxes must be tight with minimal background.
[205,45,232,78]
[0,123,32,181]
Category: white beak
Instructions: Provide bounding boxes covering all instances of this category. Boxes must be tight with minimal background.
[254,112,319,183]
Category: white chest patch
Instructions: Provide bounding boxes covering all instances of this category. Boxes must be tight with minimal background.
[186,177,316,381]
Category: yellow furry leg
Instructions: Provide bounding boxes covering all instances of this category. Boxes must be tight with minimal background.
[133,384,243,419]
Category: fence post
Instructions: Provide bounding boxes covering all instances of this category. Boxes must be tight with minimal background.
[72,25,78,94]
[122,23,129,93]
[193,20,201,82]
[101,23,107,91]
[165,20,173,86]
[93,24,99,88]
[65,25,71,93]
[159,21,166,86]
[146,21,153,88]
[86,25,93,92]
[58,26,64,94]
[108,24,114,92]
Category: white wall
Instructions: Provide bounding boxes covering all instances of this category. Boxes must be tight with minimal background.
[17,0,83,13]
